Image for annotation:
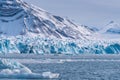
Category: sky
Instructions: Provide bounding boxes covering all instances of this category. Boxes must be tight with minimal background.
[23,0,120,29]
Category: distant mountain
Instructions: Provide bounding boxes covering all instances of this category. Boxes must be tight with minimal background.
[0,0,92,39]
[100,21,120,34]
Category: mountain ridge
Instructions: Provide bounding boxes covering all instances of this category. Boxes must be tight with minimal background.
[0,0,92,40]
[100,21,120,34]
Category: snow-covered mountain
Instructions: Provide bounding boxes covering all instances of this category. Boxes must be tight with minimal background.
[0,0,119,55]
[0,0,92,39]
[83,25,99,32]
[100,21,120,34]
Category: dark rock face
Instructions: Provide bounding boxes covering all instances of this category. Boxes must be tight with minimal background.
[0,0,23,17]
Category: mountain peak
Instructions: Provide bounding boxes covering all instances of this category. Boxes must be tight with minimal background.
[0,0,92,39]
[107,21,120,27]
[100,21,120,34]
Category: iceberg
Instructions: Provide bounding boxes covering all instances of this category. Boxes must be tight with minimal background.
[0,58,32,74]
[0,58,60,79]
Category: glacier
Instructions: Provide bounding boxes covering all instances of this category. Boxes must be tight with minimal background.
[0,36,119,54]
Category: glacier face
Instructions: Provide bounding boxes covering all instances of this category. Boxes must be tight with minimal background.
[0,0,92,39]
[0,36,119,54]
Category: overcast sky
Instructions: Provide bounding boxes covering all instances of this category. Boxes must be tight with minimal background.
[23,0,120,28]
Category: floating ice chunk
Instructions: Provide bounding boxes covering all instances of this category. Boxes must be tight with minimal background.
[12,69,20,74]
[0,69,13,74]
[42,72,59,78]
[1,67,32,74]
[0,59,32,74]
[0,59,59,79]
[19,67,32,74]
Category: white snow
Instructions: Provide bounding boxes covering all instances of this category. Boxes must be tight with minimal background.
[0,18,25,36]
[99,21,120,34]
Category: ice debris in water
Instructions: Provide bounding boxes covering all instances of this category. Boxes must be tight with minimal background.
[0,36,119,54]
[42,72,60,79]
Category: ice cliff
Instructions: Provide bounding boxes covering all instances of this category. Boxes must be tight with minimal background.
[0,36,119,54]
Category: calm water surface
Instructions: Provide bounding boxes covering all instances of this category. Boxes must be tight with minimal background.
[24,61,120,80]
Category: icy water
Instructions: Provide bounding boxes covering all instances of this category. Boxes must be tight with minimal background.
[24,60,120,80]
[1,54,120,80]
